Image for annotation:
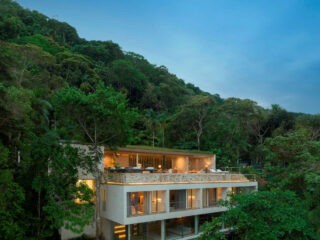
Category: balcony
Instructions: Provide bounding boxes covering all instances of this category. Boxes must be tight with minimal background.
[105,172,255,184]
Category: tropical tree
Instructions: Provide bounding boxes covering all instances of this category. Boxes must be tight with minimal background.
[264,129,320,194]
[19,133,95,239]
[199,191,313,240]
[0,143,25,240]
[264,129,320,236]
[168,95,215,150]
[53,83,136,238]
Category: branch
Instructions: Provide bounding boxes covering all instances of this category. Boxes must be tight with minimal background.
[97,133,118,145]
[77,118,94,143]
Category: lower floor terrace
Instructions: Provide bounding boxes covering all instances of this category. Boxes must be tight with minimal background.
[104,212,223,240]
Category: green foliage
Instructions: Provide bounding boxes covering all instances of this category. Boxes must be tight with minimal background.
[0,84,34,144]
[72,40,124,64]
[53,83,137,146]
[0,175,26,240]
[201,191,313,240]
[11,34,65,54]
[198,218,226,240]
[0,0,81,45]
[0,143,26,240]
[42,143,96,233]
[56,51,99,90]
[296,114,320,140]
[0,1,319,239]
[264,129,320,237]
[264,129,320,193]
[110,59,148,105]
[0,15,25,39]
[167,95,215,150]
[19,133,96,238]
[0,41,63,92]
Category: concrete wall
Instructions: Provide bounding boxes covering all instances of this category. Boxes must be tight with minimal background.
[100,184,126,224]
[101,181,257,225]
[60,221,96,240]
[101,218,114,240]
[70,144,104,179]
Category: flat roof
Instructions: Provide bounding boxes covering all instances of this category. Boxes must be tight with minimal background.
[105,145,214,157]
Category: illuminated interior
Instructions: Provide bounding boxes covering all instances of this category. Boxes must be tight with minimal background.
[75,179,95,203]
[104,148,214,173]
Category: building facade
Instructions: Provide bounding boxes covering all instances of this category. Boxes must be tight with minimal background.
[61,146,258,240]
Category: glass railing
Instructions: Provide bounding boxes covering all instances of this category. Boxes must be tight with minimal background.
[169,201,187,211]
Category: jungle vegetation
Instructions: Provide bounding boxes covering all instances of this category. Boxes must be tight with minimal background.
[0,1,319,239]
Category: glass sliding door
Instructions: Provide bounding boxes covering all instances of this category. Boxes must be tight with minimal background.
[187,189,199,209]
[127,192,150,216]
[151,190,166,213]
[203,188,221,207]
[166,217,195,239]
[169,190,186,211]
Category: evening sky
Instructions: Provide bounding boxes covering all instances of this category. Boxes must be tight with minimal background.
[16,0,320,114]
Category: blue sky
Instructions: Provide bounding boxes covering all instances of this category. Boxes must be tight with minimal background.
[16,0,320,114]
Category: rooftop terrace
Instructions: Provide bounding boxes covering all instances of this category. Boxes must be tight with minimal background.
[105,172,255,184]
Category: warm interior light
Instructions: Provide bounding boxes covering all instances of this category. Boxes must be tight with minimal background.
[158,165,162,169]
[157,198,162,202]
[114,225,125,229]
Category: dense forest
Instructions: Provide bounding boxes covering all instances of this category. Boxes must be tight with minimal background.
[0,0,319,239]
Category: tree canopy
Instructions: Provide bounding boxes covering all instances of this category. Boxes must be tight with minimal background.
[0,0,319,239]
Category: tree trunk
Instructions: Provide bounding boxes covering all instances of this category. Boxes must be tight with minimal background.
[95,173,101,239]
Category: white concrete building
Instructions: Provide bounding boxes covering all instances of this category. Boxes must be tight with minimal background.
[61,146,258,240]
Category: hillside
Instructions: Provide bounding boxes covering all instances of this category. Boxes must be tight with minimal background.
[0,0,319,239]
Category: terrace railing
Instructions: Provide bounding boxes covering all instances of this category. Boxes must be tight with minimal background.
[105,172,256,184]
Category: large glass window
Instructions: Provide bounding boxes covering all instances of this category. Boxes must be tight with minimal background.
[128,154,173,170]
[187,189,199,209]
[129,221,162,240]
[127,192,150,216]
[151,191,166,213]
[231,187,242,194]
[203,188,223,207]
[170,190,186,211]
[166,217,195,239]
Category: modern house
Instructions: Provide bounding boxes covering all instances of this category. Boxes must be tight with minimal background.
[61,146,258,240]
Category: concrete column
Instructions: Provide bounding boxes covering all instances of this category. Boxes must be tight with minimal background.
[166,190,170,213]
[199,188,203,208]
[225,187,231,201]
[195,215,199,234]
[127,225,131,240]
[186,156,189,172]
[161,220,166,240]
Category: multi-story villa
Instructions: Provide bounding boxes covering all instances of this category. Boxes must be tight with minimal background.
[61,146,258,240]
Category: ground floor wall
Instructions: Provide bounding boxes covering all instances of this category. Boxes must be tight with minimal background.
[101,212,223,240]
[60,220,96,240]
